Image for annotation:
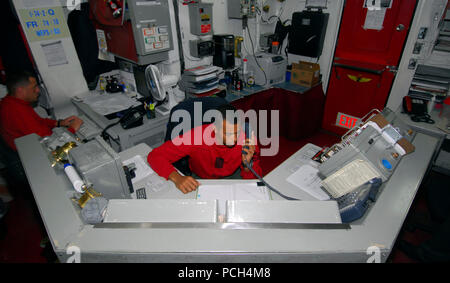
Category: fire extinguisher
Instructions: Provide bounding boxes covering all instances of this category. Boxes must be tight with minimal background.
[107,0,122,18]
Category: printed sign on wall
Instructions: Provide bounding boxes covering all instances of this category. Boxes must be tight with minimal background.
[18,6,70,42]
[336,112,361,129]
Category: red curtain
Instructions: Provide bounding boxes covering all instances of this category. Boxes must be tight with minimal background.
[231,84,325,140]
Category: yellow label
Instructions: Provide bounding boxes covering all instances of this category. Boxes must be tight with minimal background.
[348,75,372,83]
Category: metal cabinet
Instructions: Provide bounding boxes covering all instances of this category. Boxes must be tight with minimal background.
[107,114,169,152]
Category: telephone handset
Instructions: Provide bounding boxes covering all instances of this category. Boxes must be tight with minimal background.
[120,108,144,129]
[242,121,252,155]
[239,121,300,201]
[101,107,144,143]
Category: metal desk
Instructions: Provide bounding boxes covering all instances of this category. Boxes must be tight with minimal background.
[15,127,439,262]
[396,107,449,140]
[396,107,450,175]
[71,82,314,152]
[72,93,169,152]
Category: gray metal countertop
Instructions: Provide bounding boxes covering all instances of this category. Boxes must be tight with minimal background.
[15,128,439,262]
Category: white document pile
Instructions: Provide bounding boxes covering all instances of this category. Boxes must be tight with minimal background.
[83,93,141,116]
[286,165,330,200]
[321,159,381,199]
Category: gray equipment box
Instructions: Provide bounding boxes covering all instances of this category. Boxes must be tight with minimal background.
[260,33,276,49]
[125,0,174,65]
[318,132,396,182]
[319,110,416,182]
[189,39,214,58]
[246,53,287,87]
[189,3,213,36]
[227,0,257,19]
[68,137,131,200]
[41,127,81,152]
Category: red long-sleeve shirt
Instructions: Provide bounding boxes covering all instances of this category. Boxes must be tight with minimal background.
[147,124,263,180]
[0,95,59,150]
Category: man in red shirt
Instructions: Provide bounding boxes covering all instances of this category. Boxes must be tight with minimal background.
[0,71,83,151]
[148,104,263,194]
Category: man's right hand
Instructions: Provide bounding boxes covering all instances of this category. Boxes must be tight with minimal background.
[169,171,200,194]
[61,116,83,132]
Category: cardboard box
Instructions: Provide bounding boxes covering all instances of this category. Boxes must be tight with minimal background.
[291,61,320,87]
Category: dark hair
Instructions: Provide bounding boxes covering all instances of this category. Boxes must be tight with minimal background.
[215,103,239,127]
[6,71,35,94]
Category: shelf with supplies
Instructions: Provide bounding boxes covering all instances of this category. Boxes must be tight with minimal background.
[434,5,450,53]
[408,64,450,112]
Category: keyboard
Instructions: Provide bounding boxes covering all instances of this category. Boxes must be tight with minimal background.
[76,116,102,140]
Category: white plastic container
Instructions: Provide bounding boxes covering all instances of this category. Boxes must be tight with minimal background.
[64,164,85,193]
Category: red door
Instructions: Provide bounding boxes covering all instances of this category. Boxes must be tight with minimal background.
[322,0,417,135]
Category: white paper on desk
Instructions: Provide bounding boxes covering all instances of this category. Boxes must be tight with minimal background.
[144,174,168,193]
[295,147,321,168]
[286,165,330,200]
[123,155,155,184]
[197,183,270,216]
[83,93,141,115]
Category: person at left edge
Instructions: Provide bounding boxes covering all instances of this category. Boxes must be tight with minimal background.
[0,71,84,151]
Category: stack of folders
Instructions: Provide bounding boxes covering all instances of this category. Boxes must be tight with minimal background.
[434,13,450,53]
[410,65,450,105]
[179,65,223,95]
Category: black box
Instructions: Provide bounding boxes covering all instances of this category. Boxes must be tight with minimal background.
[288,11,329,58]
